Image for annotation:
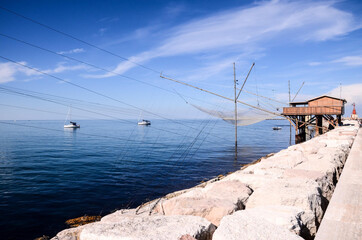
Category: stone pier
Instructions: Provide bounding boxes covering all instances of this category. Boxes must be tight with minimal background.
[51,120,360,240]
[315,122,362,240]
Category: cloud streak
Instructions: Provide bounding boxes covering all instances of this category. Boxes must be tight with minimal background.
[333,56,362,66]
[328,83,362,106]
[86,0,361,79]
[0,61,88,83]
[57,48,85,55]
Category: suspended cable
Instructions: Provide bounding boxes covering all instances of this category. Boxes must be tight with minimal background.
[0,6,161,74]
[0,55,229,142]
[241,89,288,105]
[160,74,285,118]
[0,86,227,143]
[0,121,149,143]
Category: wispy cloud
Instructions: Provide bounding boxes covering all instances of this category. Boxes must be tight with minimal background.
[328,83,362,105]
[98,28,107,36]
[0,61,41,83]
[0,62,19,83]
[164,3,186,17]
[333,55,362,66]
[0,61,88,83]
[86,0,361,79]
[98,17,119,23]
[57,48,85,55]
[308,62,322,66]
[43,62,88,74]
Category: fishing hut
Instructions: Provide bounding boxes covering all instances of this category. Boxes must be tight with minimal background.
[282,95,346,143]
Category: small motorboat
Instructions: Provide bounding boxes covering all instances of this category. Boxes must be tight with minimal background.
[138,119,151,126]
[64,121,80,128]
[273,126,282,130]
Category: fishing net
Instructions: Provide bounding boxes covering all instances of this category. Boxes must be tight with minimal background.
[191,103,274,126]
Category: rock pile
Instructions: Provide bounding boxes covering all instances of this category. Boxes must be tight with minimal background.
[51,121,359,240]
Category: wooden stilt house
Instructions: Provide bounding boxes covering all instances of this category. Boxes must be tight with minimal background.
[282,95,346,143]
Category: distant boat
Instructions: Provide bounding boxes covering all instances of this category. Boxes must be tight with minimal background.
[138,119,151,126]
[273,126,282,130]
[64,107,80,128]
[64,121,80,128]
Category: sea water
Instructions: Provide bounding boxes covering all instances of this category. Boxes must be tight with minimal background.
[0,119,293,240]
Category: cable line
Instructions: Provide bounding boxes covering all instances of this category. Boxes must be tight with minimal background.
[0,5,160,74]
[0,86,226,144]
[0,121,145,143]
[0,33,217,108]
[0,55,229,142]
[0,33,172,95]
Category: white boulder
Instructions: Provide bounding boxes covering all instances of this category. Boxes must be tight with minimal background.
[213,210,304,240]
[80,215,216,240]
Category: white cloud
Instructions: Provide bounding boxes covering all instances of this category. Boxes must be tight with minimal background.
[0,61,41,83]
[57,48,85,55]
[328,83,362,105]
[0,61,88,83]
[44,62,88,74]
[0,62,17,83]
[86,0,361,78]
[333,56,362,66]
[308,62,322,66]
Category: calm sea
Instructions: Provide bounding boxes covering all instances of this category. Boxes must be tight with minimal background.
[0,119,293,240]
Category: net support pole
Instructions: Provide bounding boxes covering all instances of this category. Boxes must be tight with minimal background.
[234,63,238,158]
[289,80,291,146]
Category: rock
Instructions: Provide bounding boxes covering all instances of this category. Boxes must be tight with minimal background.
[222,172,279,190]
[288,141,327,154]
[283,168,334,201]
[79,215,216,240]
[256,150,307,169]
[51,225,86,240]
[65,215,101,227]
[234,206,305,234]
[179,234,197,240]
[245,179,323,236]
[213,210,304,240]
[154,180,252,225]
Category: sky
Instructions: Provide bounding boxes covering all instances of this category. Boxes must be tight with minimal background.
[0,0,361,120]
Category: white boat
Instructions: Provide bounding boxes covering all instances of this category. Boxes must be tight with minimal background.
[64,121,80,128]
[273,126,282,130]
[138,119,151,125]
[64,107,80,128]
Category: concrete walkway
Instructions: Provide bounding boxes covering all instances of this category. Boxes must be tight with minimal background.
[315,125,362,240]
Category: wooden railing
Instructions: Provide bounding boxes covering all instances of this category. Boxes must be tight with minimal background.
[283,106,343,115]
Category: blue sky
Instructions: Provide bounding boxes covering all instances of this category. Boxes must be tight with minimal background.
[0,0,361,120]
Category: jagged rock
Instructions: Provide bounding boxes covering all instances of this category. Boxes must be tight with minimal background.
[222,172,279,189]
[154,180,252,225]
[179,234,197,240]
[256,150,307,169]
[245,179,323,236]
[79,215,216,240]
[283,168,334,201]
[288,141,327,154]
[213,210,304,240]
[51,225,86,240]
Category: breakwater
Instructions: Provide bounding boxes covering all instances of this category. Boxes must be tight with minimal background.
[51,120,360,240]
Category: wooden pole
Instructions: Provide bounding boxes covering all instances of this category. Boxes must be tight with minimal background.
[289,80,291,145]
[234,63,238,157]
